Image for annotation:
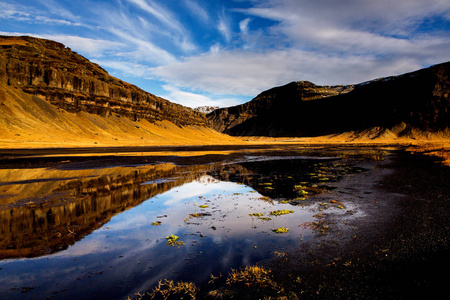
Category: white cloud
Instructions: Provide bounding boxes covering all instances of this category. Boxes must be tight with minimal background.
[160,85,241,108]
[92,59,149,78]
[184,0,210,23]
[126,0,181,32]
[218,9,232,43]
[45,35,124,56]
[242,0,450,50]
[151,48,432,96]
[239,18,251,34]
[106,28,176,65]
[0,1,95,30]
[0,31,124,57]
[125,0,196,52]
[150,0,450,99]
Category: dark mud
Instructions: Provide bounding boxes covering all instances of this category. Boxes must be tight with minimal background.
[264,150,450,300]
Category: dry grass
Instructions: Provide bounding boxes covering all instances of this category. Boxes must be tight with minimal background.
[0,85,242,148]
[140,279,198,300]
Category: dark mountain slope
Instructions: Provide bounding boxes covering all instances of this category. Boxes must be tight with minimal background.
[208,62,450,137]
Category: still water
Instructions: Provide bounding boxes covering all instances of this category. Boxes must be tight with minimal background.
[0,151,377,299]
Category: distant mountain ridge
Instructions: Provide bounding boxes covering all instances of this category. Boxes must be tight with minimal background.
[207,62,450,137]
[0,35,207,126]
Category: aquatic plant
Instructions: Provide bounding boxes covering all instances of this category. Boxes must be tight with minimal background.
[147,279,198,300]
[300,221,330,235]
[272,227,289,233]
[199,205,209,208]
[248,212,264,217]
[166,234,185,246]
[258,216,272,221]
[269,209,294,216]
[188,212,211,218]
[151,221,162,226]
[293,185,306,190]
[226,265,276,289]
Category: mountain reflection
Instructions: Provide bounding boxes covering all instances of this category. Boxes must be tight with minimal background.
[0,155,362,260]
[0,163,214,259]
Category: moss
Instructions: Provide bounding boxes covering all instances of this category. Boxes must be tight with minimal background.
[269,209,294,216]
[248,212,264,217]
[272,227,289,233]
[188,212,211,218]
[166,234,185,247]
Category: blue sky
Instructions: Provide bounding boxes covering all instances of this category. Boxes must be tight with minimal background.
[1,0,450,108]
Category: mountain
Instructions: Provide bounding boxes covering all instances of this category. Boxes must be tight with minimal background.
[194,106,219,114]
[207,62,450,138]
[0,36,238,147]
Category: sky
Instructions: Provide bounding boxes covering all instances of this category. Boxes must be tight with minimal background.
[1,0,450,108]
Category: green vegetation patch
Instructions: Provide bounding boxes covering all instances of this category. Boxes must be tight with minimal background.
[272,227,289,233]
[269,209,294,216]
[166,234,185,247]
[248,212,264,217]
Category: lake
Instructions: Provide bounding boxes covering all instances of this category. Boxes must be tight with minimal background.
[0,145,435,299]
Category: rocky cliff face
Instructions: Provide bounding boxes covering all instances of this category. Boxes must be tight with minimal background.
[0,35,207,126]
[208,63,450,137]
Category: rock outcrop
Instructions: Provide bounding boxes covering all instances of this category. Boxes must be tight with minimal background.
[0,35,207,126]
[208,62,450,137]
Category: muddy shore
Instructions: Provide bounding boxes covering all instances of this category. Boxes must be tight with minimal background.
[264,150,450,300]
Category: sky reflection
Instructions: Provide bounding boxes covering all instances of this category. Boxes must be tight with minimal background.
[0,174,314,300]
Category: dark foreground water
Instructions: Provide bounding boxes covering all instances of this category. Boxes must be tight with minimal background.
[0,146,417,299]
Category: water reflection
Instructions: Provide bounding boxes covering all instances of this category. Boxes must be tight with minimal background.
[0,163,213,259]
[0,154,369,300]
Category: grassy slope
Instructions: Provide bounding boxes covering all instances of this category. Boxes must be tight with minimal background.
[0,85,242,148]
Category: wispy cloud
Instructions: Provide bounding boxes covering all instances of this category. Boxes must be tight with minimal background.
[0,2,91,28]
[0,31,123,57]
[92,59,150,78]
[126,0,182,33]
[106,28,176,65]
[217,8,232,43]
[125,0,196,52]
[239,18,251,35]
[184,0,210,23]
[242,0,450,52]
